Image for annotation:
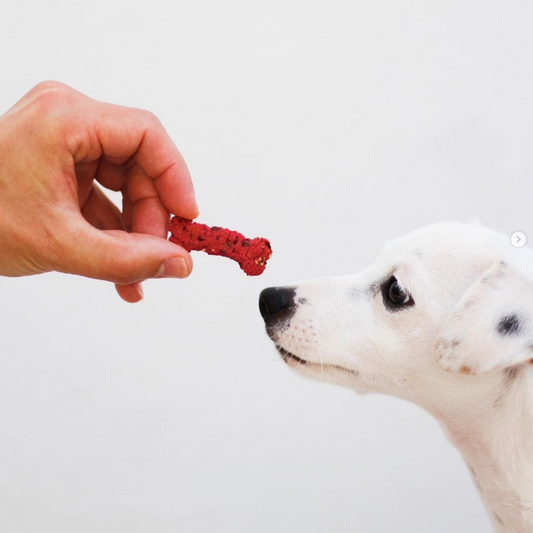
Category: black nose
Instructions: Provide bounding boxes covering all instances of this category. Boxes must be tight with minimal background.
[259,287,296,323]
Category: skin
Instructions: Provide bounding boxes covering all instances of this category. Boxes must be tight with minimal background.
[0,81,199,303]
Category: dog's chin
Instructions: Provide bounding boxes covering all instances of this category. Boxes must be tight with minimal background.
[275,345,360,381]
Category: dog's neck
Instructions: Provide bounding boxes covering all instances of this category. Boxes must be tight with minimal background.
[414,366,533,533]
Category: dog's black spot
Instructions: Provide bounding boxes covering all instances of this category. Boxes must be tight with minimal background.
[497,314,522,336]
[494,513,504,526]
[298,297,308,305]
[468,465,477,478]
[451,339,461,347]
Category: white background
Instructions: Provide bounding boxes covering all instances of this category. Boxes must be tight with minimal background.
[1,1,532,532]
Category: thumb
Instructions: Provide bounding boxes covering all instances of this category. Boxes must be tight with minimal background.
[55,221,192,284]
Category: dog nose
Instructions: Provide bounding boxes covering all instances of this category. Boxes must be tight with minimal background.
[259,287,296,322]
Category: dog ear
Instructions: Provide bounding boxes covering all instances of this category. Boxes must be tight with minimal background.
[435,261,533,374]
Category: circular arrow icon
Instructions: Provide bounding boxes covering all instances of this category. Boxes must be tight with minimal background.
[511,231,527,248]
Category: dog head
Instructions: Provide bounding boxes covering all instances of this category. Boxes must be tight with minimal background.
[259,222,533,397]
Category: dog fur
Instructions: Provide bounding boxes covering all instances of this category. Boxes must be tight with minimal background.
[261,222,533,533]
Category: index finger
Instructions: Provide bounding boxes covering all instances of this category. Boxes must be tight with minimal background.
[67,100,199,220]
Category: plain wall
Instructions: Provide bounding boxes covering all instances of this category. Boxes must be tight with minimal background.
[1,1,532,531]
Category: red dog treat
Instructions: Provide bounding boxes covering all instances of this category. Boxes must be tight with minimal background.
[169,216,272,276]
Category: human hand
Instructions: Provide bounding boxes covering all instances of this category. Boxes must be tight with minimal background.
[0,81,199,303]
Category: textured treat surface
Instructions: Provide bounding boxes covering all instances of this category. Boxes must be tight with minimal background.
[169,216,272,276]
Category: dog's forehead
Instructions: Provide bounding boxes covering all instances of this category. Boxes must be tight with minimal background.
[363,223,513,314]
[381,223,507,265]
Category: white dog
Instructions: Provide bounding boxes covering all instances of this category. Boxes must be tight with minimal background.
[259,222,533,533]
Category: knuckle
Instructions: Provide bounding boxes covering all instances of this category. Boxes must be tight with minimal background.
[111,247,153,284]
[25,88,78,140]
[113,272,134,285]
[113,266,144,285]
[32,86,73,109]
[139,109,161,127]
[28,89,76,127]
[113,254,162,284]
[33,80,71,93]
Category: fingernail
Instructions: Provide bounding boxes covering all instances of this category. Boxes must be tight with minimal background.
[159,257,190,278]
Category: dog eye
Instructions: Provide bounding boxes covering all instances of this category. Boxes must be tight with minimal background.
[383,277,414,309]
[389,281,409,304]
